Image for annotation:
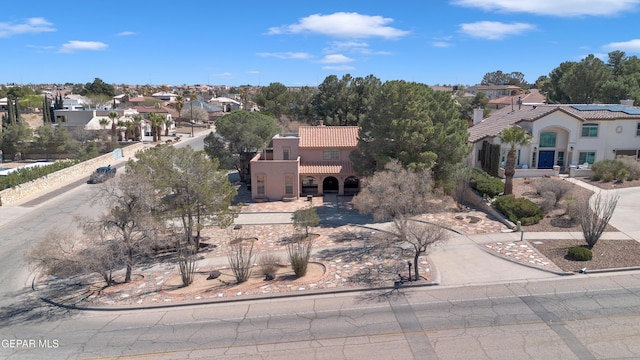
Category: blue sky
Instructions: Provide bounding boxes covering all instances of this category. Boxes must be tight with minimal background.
[2,0,640,87]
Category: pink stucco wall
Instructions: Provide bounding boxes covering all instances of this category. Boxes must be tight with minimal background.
[250,154,300,200]
[272,136,300,160]
[298,148,353,162]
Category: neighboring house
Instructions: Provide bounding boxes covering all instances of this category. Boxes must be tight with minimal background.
[62,94,89,110]
[54,109,140,132]
[151,92,179,102]
[468,99,640,176]
[0,97,8,111]
[487,89,547,110]
[469,85,523,99]
[182,98,224,123]
[250,125,360,201]
[209,97,241,112]
[130,106,174,135]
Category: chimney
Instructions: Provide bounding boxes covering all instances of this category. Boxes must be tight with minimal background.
[473,107,484,125]
[620,99,635,106]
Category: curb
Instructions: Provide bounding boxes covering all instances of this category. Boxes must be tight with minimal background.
[40,280,439,312]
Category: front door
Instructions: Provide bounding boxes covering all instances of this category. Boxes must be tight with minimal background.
[538,150,555,169]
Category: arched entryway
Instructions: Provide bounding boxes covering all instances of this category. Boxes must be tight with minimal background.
[344,176,359,195]
[323,176,339,193]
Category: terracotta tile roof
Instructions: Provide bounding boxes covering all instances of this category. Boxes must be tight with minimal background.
[298,126,359,148]
[488,89,547,106]
[468,104,640,143]
[299,161,354,175]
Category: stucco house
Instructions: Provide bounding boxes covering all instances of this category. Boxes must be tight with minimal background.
[468,99,640,177]
[249,125,360,200]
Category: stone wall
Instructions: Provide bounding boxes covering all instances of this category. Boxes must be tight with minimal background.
[0,143,146,206]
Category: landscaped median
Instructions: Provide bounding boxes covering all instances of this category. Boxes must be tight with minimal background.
[0,142,146,205]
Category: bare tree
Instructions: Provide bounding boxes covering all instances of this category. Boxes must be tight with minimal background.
[88,174,161,283]
[569,191,620,248]
[398,220,448,280]
[353,161,447,280]
[25,229,82,279]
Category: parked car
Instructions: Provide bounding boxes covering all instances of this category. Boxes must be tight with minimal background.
[89,165,116,184]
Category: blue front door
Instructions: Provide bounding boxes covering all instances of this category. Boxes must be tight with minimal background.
[538,150,555,169]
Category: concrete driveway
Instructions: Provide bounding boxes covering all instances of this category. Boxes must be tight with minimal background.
[607,186,640,239]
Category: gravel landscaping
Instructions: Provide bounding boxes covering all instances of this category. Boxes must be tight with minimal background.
[511,177,640,272]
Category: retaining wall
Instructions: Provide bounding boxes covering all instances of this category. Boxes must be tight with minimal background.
[0,142,146,206]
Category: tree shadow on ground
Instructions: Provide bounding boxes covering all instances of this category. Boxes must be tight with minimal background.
[0,281,78,327]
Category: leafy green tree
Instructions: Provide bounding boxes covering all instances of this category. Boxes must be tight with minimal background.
[128,145,238,251]
[350,80,469,189]
[497,126,532,195]
[1,122,32,160]
[288,86,317,123]
[19,95,42,113]
[542,61,576,104]
[254,82,290,119]
[203,110,279,181]
[35,124,69,160]
[559,54,612,103]
[481,70,527,87]
[292,206,320,239]
[313,74,381,126]
[80,77,115,97]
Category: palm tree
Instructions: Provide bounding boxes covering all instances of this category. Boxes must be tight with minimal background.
[498,126,532,195]
[175,95,184,127]
[164,118,173,137]
[108,111,119,138]
[154,103,163,141]
[99,118,109,130]
[131,114,142,141]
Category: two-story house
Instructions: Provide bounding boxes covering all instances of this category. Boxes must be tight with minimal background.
[468,100,640,176]
[249,125,360,200]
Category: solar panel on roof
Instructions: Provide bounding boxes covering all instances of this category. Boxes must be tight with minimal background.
[571,105,640,115]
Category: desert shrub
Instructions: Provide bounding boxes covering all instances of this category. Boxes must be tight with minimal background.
[470,168,504,198]
[533,177,573,204]
[258,252,281,277]
[591,160,627,182]
[539,191,557,213]
[493,194,544,225]
[618,156,640,180]
[567,246,593,261]
[227,238,256,283]
[286,237,313,277]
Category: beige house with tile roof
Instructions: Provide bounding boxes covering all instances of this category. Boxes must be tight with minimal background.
[468,100,640,177]
[249,125,360,200]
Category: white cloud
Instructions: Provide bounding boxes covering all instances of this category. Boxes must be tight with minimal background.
[117,31,135,36]
[257,52,312,60]
[459,21,534,40]
[322,65,356,71]
[0,17,55,37]
[247,70,261,75]
[603,39,640,52]
[451,0,640,17]
[213,72,232,78]
[59,40,108,53]
[268,12,409,39]
[433,41,453,48]
[319,54,355,64]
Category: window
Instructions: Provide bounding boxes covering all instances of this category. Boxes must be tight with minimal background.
[539,132,556,147]
[283,147,290,160]
[581,123,598,137]
[285,176,293,195]
[531,150,537,168]
[637,123,640,136]
[323,149,339,160]
[578,152,595,165]
[256,175,265,196]
[557,151,565,168]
